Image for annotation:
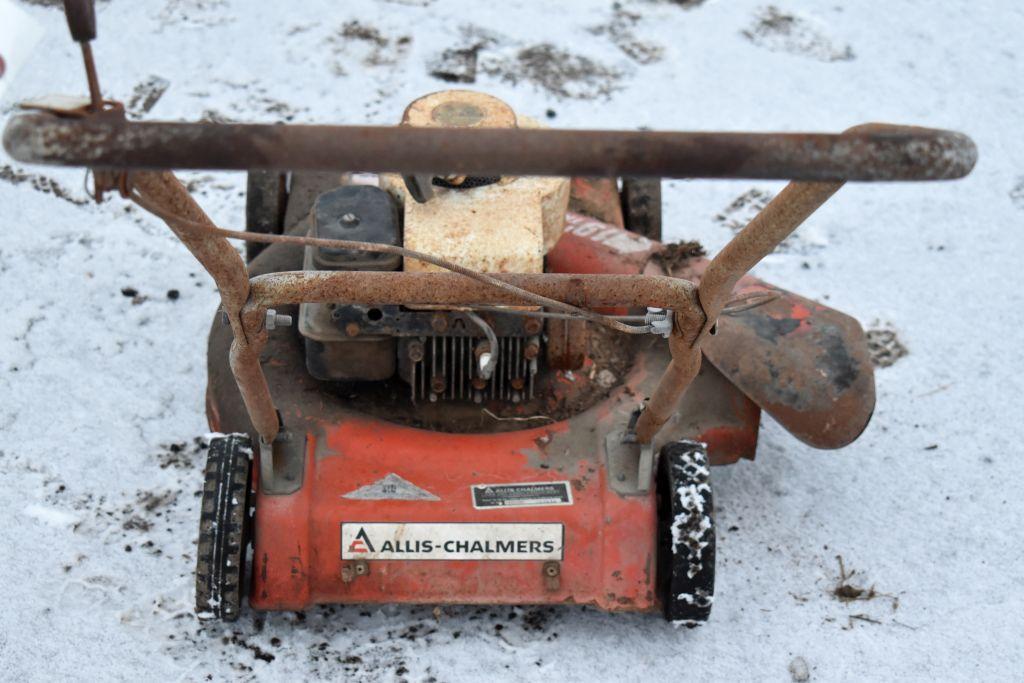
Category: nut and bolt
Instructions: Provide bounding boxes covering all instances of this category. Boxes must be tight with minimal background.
[265,309,293,331]
[431,375,446,394]
[543,561,561,591]
[344,322,360,337]
[430,313,449,333]
[524,318,543,335]
[523,341,540,360]
[407,341,424,362]
[342,560,369,583]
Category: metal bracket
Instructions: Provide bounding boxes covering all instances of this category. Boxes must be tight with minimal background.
[258,428,304,495]
[625,408,656,492]
[606,408,655,494]
[637,443,655,493]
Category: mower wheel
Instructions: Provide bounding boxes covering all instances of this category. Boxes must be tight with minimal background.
[195,434,254,622]
[656,440,715,626]
[245,171,287,262]
[621,177,662,241]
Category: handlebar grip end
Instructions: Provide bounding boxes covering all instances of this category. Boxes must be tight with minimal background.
[63,0,97,43]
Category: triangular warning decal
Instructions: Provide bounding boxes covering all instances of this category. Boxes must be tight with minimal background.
[341,473,440,501]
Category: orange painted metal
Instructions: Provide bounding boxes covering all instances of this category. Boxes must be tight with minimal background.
[545,212,661,315]
[568,178,625,228]
[249,416,658,611]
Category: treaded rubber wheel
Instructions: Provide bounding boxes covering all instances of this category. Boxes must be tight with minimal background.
[195,434,254,622]
[621,177,662,241]
[657,440,715,626]
[245,171,287,262]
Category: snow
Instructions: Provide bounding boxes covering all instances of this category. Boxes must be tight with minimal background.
[1,0,1022,680]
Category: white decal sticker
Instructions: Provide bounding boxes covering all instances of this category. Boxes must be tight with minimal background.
[341,523,563,560]
[341,473,439,501]
[564,212,655,254]
[471,481,573,509]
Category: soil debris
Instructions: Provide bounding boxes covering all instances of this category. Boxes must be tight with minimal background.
[715,188,773,232]
[742,6,854,62]
[157,0,231,30]
[429,45,484,84]
[120,286,148,305]
[482,43,623,100]
[833,555,875,602]
[654,240,706,272]
[652,0,706,7]
[832,555,898,611]
[866,326,909,368]
[330,21,412,69]
[157,437,210,469]
[428,25,502,84]
[127,76,170,118]
[520,607,555,632]
[0,164,88,206]
[589,4,665,65]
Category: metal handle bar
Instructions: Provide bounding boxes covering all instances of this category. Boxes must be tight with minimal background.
[3,113,976,182]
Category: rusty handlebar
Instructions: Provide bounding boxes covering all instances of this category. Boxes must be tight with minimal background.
[3,113,976,181]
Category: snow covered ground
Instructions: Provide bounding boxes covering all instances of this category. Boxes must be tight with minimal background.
[1,0,1021,680]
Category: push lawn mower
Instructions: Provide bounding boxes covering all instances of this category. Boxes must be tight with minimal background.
[4,1,976,626]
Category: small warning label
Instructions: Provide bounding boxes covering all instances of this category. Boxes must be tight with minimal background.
[341,473,439,501]
[471,481,573,509]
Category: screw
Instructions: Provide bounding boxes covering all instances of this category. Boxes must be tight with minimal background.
[524,318,543,335]
[345,322,360,337]
[523,341,540,360]
[265,309,293,331]
[431,375,446,394]
[430,313,449,333]
[543,561,560,577]
[408,341,424,362]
